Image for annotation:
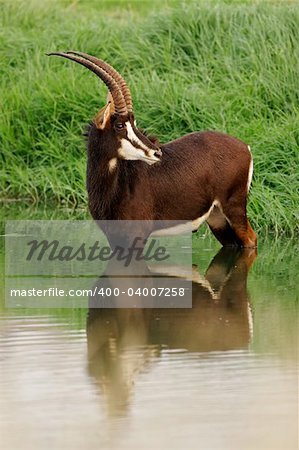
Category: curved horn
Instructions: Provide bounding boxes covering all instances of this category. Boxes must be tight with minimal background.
[67,51,133,113]
[47,52,128,116]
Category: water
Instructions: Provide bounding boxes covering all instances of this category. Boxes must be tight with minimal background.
[0,205,298,450]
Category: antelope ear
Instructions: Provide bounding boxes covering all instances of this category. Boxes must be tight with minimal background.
[94,102,113,130]
[94,92,116,129]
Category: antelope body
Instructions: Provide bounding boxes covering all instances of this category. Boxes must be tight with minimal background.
[48,51,257,248]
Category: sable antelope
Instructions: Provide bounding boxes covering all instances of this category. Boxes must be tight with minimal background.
[48,51,257,248]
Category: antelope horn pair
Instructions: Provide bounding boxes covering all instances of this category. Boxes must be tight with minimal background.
[47,51,133,116]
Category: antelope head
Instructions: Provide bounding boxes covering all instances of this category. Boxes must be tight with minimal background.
[47,51,162,165]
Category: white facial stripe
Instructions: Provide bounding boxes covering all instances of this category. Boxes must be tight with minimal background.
[118,139,159,165]
[125,121,152,152]
[118,139,145,160]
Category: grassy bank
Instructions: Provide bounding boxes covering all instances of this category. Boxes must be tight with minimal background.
[0,0,298,234]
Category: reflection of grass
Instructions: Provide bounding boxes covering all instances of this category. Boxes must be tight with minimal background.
[250,237,298,294]
[1,0,298,234]
[247,237,298,358]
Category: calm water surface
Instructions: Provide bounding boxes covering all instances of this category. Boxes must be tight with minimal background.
[0,205,298,450]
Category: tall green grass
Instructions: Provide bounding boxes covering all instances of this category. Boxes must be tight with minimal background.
[0,0,298,234]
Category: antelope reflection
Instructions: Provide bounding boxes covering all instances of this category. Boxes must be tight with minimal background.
[86,247,256,416]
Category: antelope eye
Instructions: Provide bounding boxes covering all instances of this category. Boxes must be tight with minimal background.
[115,122,125,130]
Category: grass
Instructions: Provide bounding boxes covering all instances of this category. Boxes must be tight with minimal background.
[0,0,298,235]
